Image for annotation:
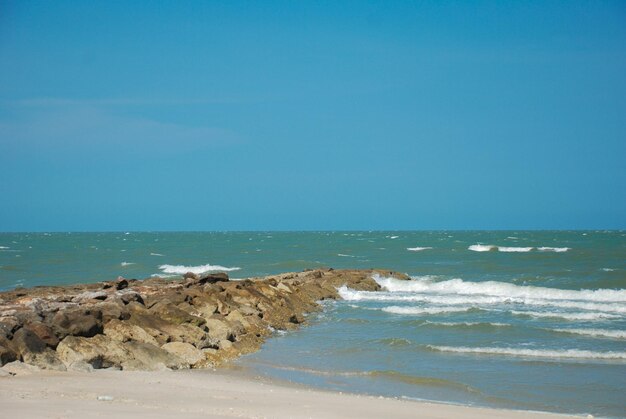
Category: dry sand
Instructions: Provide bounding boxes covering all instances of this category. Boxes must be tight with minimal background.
[0,368,579,419]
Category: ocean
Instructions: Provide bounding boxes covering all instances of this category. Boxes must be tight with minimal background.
[1,231,625,417]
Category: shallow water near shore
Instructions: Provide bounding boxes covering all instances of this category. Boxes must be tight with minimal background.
[1,231,625,416]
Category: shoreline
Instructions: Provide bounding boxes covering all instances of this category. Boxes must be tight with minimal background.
[0,367,580,418]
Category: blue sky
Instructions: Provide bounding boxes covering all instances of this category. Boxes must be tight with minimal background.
[1,1,625,231]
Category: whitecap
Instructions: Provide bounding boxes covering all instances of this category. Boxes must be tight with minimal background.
[158,263,241,275]
[120,262,135,267]
[468,244,496,252]
[407,247,432,252]
[537,247,570,252]
[602,268,616,272]
[427,345,626,360]
[550,328,626,339]
[0,246,9,249]
[511,310,620,321]
[498,247,534,252]
[382,306,474,315]
[337,254,356,258]
[150,253,164,256]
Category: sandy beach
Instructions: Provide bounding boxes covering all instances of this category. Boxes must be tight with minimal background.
[0,368,579,419]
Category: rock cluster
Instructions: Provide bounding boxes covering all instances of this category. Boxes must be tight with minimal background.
[0,269,408,373]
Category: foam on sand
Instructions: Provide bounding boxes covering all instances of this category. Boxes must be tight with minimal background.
[158,263,241,275]
[426,345,626,360]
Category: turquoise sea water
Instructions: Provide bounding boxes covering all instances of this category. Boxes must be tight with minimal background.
[1,231,625,416]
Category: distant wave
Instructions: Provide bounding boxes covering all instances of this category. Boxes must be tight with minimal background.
[337,253,356,258]
[150,253,165,256]
[511,310,620,321]
[468,244,570,253]
[120,262,135,267]
[407,247,432,252]
[424,321,511,329]
[468,244,497,252]
[382,306,474,315]
[426,345,626,360]
[0,246,9,249]
[499,246,534,252]
[158,263,241,275]
[550,328,626,340]
[537,247,570,252]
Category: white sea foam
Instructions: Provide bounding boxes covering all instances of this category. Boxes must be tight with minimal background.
[382,306,474,315]
[340,286,626,314]
[0,246,9,249]
[150,253,164,256]
[498,247,534,252]
[158,263,241,275]
[468,244,496,252]
[602,268,616,272]
[120,262,135,267]
[537,247,570,252]
[551,328,626,339]
[337,254,356,258]
[468,245,570,253]
[389,236,399,239]
[511,310,620,321]
[425,321,511,328]
[407,247,432,251]
[374,275,626,303]
[427,345,626,360]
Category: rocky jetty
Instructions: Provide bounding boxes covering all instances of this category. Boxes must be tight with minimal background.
[0,269,408,373]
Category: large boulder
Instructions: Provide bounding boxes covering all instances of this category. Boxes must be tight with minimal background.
[103,319,159,346]
[56,335,128,369]
[161,342,204,366]
[22,348,66,371]
[120,341,188,371]
[0,338,17,366]
[49,308,103,338]
[149,301,205,327]
[11,328,46,356]
[22,321,59,348]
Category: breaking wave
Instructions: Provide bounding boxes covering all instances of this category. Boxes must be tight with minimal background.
[158,263,241,275]
[407,247,433,251]
[468,245,570,253]
[382,306,476,315]
[426,345,626,360]
[550,328,626,339]
[511,310,620,321]
[374,275,626,303]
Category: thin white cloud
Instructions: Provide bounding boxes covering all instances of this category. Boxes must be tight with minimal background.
[0,106,241,153]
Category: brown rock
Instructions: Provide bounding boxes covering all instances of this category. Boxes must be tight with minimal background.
[22,321,59,348]
[104,319,159,346]
[49,308,103,338]
[161,342,204,366]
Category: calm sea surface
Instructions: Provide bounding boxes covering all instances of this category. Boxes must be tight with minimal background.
[1,231,625,416]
